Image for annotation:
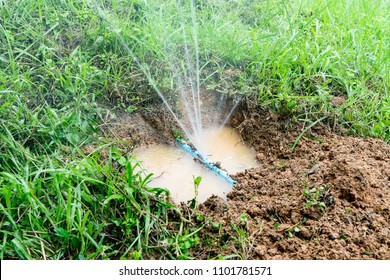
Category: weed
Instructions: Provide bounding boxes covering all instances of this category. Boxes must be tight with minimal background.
[287,226,301,238]
[187,176,201,210]
[229,213,262,259]
[172,130,188,141]
[303,185,334,212]
[291,116,329,152]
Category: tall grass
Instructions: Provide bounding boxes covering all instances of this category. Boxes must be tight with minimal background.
[0,0,389,260]
[0,88,196,259]
[0,0,203,260]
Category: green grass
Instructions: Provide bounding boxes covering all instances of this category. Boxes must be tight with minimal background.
[0,89,198,259]
[1,0,389,259]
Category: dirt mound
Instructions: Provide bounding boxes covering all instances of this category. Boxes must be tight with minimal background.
[198,109,390,260]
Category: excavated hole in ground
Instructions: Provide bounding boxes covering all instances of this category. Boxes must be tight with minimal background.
[100,95,390,260]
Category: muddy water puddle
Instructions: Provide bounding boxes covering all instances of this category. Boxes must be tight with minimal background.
[135,127,260,202]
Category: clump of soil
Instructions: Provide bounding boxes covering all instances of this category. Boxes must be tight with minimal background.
[99,109,178,147]
[102,98,390,260]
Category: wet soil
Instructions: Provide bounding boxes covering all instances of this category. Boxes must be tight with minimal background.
[102,100,390,260]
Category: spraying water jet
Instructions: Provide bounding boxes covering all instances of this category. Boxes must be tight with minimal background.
[90,1,247,199]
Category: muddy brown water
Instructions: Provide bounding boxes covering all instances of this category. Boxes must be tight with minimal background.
[135,127,260,202]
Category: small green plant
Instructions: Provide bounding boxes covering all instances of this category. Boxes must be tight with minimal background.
[287,226,301,238]
[169,229,201,260]
[303,185,334,212]
[187,176,201,209]
[172,130,187,141]
[270,213,282,229]
[229,213,256,259]
[285,217,308,238]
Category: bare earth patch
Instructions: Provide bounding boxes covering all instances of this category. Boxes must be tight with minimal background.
[199,107,390,260]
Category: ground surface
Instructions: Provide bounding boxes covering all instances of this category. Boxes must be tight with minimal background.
[104,102,390,260]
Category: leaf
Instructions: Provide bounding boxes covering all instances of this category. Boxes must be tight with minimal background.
[71,237,81,248]
[183,240,191,250]
[145,186,169,197]
[55,227,70,239]
[193,176,202,186]
[66,132,80,145]
[319,202,326,209]
[118,156,127,167]
[140,173,154,188]
[103,194,124,205]
[196,214,204,222]
[111,149,122,160]
[11,239,32,260]
[212,222,221,229]
[239,213,248,222]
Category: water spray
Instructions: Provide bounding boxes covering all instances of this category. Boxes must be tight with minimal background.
[90,1,238,187]
[175,139,236,185]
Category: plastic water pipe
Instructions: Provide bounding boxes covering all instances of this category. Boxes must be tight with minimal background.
[175,139,236,185]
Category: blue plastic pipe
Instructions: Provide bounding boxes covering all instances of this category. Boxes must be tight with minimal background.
[176,139,236,185]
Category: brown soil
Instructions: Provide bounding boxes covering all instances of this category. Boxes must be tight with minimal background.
[102,100,390,260]
[99,110,175,147]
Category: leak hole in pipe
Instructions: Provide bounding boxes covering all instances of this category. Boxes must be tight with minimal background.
[134,127,260,202]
